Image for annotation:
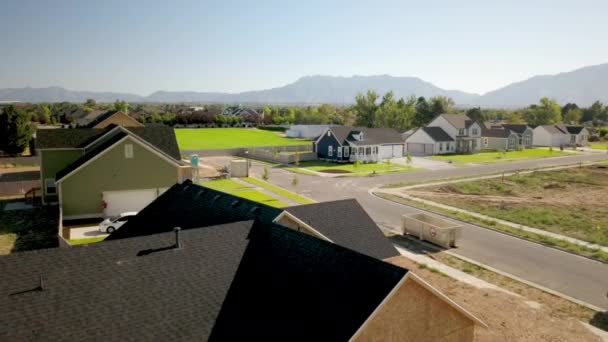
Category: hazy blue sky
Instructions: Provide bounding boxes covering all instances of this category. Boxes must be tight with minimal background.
[1,0,607,95]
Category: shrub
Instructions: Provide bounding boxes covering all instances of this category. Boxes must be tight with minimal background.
[262,167,269,181]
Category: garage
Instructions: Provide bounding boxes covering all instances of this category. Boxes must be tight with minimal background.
[407,143,433,156]
[379,144,405,159]
[102,189,166,217]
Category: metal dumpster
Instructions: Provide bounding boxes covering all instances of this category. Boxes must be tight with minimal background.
[401,213,461,248]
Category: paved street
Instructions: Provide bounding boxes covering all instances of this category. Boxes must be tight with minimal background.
[250,152,608,310]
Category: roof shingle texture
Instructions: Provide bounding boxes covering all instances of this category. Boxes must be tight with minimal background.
[327,126,404,145]
[284,199,400,260]
[421,127,454,141]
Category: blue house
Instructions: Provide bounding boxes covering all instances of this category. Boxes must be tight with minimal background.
[313,127,405,163]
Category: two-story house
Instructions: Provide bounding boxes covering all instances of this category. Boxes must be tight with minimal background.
[405,114,482,155]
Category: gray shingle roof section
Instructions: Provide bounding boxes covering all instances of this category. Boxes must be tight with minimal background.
[482,128,514,138]
[501,124,530,134]
[421,127,454,142]
[0,220,407,341]
[208,223,406,340]
[325,126,404,146]
[564,126,584,134]
[106,180,284,240]
[284,199,400,260]
[541,125,569,135]
[0,221,253,341]
[438,114,472,129]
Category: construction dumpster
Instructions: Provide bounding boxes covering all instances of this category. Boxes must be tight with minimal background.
[401,213,461,248]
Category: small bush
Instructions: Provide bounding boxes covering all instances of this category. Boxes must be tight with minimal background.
[262,167,269,181]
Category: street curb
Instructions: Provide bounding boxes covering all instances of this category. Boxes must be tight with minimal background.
[369,188,608,266]
[444,251,606,312]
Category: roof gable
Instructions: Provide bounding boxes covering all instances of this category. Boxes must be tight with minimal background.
[283,199,400,259]
[91,111,144,129]
[421,127,454,142]
[208,223,406,340]
[437,114,472,129]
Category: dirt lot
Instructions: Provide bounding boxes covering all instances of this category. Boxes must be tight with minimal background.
[387,255,606,341]
[407,166,608,246]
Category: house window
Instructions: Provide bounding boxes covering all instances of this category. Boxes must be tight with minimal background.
[472,128,478,135]
[124,144,134,159]
[459,129,465,136]
[45,178,56,195]
[484,138,488,146]
[327,131,331,137]
[337,146,343,158]
[524,135,531,146]
[439,143,443,152]
[366,147,372,155]
[328,145,333,157]
[359,147,364,155]
[344,146,350,157]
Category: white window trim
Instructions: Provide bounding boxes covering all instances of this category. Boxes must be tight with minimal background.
[337,146,342,158]
[124,144,134,159]
[344,146,350,157]
[328,145,333,157]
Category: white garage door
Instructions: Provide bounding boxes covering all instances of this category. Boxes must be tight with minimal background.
[407,143,427,156]
[391,144,404,157]
[103,189,159,217]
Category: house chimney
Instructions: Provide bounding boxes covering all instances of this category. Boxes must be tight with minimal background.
[174,227,182,248]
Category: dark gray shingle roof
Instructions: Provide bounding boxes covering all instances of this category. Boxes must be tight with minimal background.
[421,127,454,142]
[0,221,407,341]
[482,128,515,138]
[501,124,530,134]
[284,199,400,260]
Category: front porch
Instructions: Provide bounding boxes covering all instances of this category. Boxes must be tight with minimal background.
[455,138,479,154]
[349,145,379,163]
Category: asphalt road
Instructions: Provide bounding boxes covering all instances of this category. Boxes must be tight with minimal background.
[250,153,608,310]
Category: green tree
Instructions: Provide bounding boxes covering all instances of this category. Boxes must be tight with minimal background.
[38,105,52,124]
[429,96,455,116]
[563,108,582,125]
[413,97,433,127]
[85,98,97,108]
[523,98,562,126]
[0,105,33,155]
[466,107,484,122]
[113,100,129,113]
[353,90,379,127]
[505,111,525,124]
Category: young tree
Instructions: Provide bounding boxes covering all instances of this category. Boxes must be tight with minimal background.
[563,108,582,125]
[113,100,129,113]
[262,167,269,181]
[291,175,299,189]
[85,98,97,108]
[466,107,484,122]
[413,97,433,127]
[429,96,455,116]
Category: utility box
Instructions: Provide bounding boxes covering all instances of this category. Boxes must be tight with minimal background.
[401,213,461,249]
[230,159,248,178]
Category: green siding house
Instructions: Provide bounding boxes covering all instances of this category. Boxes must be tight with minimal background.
[36,125,191,228]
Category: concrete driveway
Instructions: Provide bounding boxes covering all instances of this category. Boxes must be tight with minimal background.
[69,225,108,240]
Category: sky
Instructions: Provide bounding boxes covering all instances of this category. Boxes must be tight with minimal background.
[1,0,607,95]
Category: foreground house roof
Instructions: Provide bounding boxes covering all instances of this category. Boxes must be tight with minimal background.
[281,199,399,259]
[0,221,406,341]
[324,126,404,146]
[107,180,398,260]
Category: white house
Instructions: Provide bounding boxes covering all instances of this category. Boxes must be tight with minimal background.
[405,114,482,155]
[405,127,455,155]
[532,125,588,147]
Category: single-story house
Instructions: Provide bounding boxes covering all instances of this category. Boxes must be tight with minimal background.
[405,127,455,155]
[286,124,337,139]
[36,124,191,228]
[533,125,588,147]
[481,128,519,151]
[314,126,405,163]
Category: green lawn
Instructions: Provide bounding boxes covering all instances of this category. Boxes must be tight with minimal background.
[68,236,106,245]
[590,144,608,150]
[241,177,315,205]
[175,128,310,150]
[201,179,289,208]
[288,160,419,176]
[430,149,570,166]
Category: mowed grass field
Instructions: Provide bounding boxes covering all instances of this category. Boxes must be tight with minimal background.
[430,149,569,166]
[409,167,608,246]
[175,128,310,150]
[590,143,608,150]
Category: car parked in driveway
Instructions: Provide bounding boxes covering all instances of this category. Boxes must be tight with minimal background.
[99,212,138,233]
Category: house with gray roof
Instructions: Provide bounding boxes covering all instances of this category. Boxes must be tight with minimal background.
[532,124,589,147]
[36,124,191,233]
[405,114,483,155]
[313,126,405,163]
[481,127,520,151]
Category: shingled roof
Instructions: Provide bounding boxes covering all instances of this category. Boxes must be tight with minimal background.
[0,221,406,341]
[282,199,399,260]
[501,124,530,134]
[36,127,109,149]
[106,180,284,240]
[482,128,516,138]
[421,127,453,142]
[438,114,477,129]
[326,126,404,146]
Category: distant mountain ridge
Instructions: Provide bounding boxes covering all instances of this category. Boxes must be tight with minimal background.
[2,63,608,107]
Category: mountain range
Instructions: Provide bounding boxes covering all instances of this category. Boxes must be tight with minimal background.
[1,63,607,107]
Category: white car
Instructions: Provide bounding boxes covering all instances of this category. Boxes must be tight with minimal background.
[99,212,138,233]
